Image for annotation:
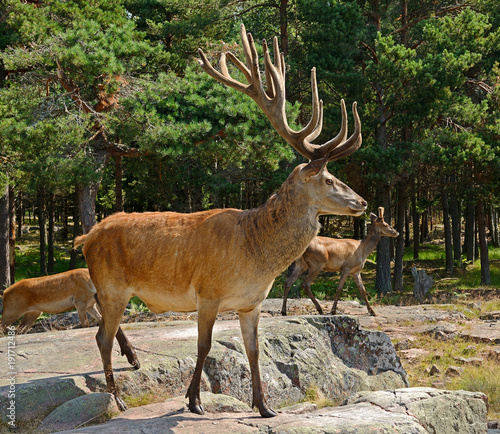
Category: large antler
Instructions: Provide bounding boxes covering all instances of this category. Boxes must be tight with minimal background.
[198,24,362,162]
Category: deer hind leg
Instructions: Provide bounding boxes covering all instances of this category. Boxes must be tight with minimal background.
[239,306,276,418]
[75,301,90,327]
[94,294,139,369]
[86,303,102,323]
[330,269,350,315]
[353,272,376,316]
[301,265,324,315]
[282,259,307,316]
[185,300,220,415]
[94,294,131,411]
[115,326,140,369]
[18,311,42,334]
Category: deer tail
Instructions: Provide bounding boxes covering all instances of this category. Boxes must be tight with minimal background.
[74,235,87,249]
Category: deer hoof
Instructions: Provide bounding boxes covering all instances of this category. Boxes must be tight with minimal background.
[130,357,141,369]
[189,403,205,415]
[115,396,128,412]
[260,407,277,418]
[281,310,287,316]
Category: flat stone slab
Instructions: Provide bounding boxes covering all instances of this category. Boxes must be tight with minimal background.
[0,313,409,429]
[55,388,488,434]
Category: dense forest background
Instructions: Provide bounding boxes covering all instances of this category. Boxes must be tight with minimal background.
[0,0,499,295]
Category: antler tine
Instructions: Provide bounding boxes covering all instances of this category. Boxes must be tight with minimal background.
[198,49,248,93]
[325,102,362,161]
[378,207,384,219]
[309,99,347,156]
[304,99,324,144]
[291,68,323,150]
[198,23,362,162]
[263,40,275,99]
[225,52,251,83]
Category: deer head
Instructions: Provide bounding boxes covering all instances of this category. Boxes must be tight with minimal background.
[369,207,399,238]
[198,24,366,217]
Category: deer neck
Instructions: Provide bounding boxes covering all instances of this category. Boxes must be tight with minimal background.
[240,175,320,275]
[359,227,382,259]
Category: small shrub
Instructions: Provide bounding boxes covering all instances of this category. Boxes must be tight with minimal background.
[302,385,338,408]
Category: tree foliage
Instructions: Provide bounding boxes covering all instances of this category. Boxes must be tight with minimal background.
[0,0,498,287]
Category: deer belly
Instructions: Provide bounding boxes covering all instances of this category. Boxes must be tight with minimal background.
[133,287,198,314]
[31,296,75,314]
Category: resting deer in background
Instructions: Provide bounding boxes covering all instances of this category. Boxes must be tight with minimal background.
[74,24,367,418]
[282,208,398,317]
[0,269,101,334]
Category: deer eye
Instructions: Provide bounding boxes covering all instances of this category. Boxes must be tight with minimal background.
[325,178,334,185]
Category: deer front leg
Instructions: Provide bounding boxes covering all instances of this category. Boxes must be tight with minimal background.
[301,265,324,315]
[282,260,307,316]
[185,300,219,415]
[353,272,376,316]
[330,269,350,315]
[239,306,277,418]
[18,311,42,334]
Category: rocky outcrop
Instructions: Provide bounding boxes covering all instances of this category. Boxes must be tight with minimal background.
[55,388,488,434]
[0,313,488,433]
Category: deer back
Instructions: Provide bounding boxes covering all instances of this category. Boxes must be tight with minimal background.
[2,269,95,314]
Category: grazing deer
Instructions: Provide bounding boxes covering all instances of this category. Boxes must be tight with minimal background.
[0,268,101,334]
[74,24,367,418]
[282,208,398,317]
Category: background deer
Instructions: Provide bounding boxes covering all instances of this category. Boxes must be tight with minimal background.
[74,24,366,417]
[1,268,100,334]
[282,208,398,317]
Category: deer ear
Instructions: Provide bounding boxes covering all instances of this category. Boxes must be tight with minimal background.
[300,157,328,182]
[370,212,378,221]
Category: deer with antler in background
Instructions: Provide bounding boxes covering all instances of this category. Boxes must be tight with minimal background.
[74,24,367,418]
[282,207,398,317]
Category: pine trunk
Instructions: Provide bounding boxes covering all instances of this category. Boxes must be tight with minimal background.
[69,189,81,270]
[441,177,453,275]
[375,185,393,293]
[489,205,499,247]
[393,181,405,292]
[115,155,124,212]
[450,174,461,265]
[412,176,419,259]
[8,186,15,285]
[476,200,491,285]
[464,199,475,262]
[78,182,100,234]
[0,184,10,292]
[48,192,55,273]
[37,187,47,275]
[280,0,288,56]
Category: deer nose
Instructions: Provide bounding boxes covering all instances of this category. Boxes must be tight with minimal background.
[360,200,367,208]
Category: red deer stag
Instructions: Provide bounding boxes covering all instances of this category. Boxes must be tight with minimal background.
[1,269,100,334]
[74,24,366,418]
[282,208,398,316]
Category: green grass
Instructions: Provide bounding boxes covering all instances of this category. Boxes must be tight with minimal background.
[403,243,447,262]
[13,228,86,282]
[399,334,500,420]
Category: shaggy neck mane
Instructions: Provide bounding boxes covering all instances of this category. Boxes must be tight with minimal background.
[238,172,320,275]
